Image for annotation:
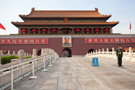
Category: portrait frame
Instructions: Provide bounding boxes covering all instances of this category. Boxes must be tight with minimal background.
[62,36,72,47]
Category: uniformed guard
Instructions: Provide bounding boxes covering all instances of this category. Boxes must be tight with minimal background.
[116,44,123,66]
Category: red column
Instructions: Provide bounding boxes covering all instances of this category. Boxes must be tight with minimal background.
[92,28,94,34]
[82,28,84,34]
[101,28,104,34]
[58,28,61,34]
[71,28,74,34]
[48,28,50,34]
[18,28,21,34]
[38,28,40,34]
[28,28,30,34]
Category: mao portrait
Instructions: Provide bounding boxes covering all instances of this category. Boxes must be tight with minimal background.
[62,36,72,47]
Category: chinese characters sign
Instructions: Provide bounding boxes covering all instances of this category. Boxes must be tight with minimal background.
[92,58,99,67]
[0,38,48,44]
[85,38,135,43]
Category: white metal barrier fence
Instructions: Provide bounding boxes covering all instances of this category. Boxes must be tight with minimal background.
[0,53,58,90]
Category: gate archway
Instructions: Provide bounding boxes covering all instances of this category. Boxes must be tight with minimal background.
[37,49,41,56]
[88,49,94,53]
[62,48,72,57]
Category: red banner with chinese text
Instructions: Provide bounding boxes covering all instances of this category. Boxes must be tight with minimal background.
[85,38,135,43]
[0,38,48,44]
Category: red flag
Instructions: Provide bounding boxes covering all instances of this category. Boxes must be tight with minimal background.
[129,23,131,30]
[0,23,6,30]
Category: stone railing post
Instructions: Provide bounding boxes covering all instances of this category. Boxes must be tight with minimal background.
[32,49,37,58]
[99,49,100,54]
[27,53,29,56]
[112,47,115,55]
[1,51,3,56]
[49,49,51,53]
[13,51,16,55]
[91,52,92,55]
[41,48,44,56]
[102,48,104,55]
[107,48,109,55]
[96,50,97,55]
[8,50,10,56]
[88,52,90,56]
[45,48,47,54]
[18,49,24,63]
[125,50,128,55]
[44,48,48,54]
[129,47,132,60]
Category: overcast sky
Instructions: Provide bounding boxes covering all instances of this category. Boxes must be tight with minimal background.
[0,0,135,35]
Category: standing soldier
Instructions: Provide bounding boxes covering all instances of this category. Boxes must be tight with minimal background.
[116,45,123,66]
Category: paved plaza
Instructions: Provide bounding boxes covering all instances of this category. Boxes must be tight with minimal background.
[12,56,135,90]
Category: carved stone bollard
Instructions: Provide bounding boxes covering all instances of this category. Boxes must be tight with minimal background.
[32,49,37,58]
[102,48,104,55]
[107,48,109,55]
[18,49,24,63]
[41,48,44,56]
[99,49,101,54]
[112,47,115,56]
[96,50,97,55]
[8,50,10,55]
[27,53,29,56]
[13,51,16,55]
[129,47,132,60]
[41,48,45,56]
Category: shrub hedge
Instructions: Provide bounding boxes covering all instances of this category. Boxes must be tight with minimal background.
[24,56,32,59]
[1,56,32,65]
[1,56,19,65]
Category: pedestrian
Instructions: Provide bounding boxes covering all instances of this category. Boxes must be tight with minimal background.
[116,44,123,66]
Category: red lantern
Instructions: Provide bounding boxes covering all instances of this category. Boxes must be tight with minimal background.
[95,28,100,34]
[32,29,37,34]
[21,29,26,34]
[32,29,36,32]
[105,28,109,34]
[52,29,56,32]
[42,29,47,32]
[52,29,56,34]
[22,29,26,32]
[85,28,90,34]
[95,29,99,32]
[76,28,80,32]
[42,29,47,34]
[85,29,90,32]
[76,29,81,34]
[105,29,109,32]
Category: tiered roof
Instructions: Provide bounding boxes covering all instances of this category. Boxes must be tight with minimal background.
[19,8,111,18]
[12,8,119,27]
[12,22,119,27]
